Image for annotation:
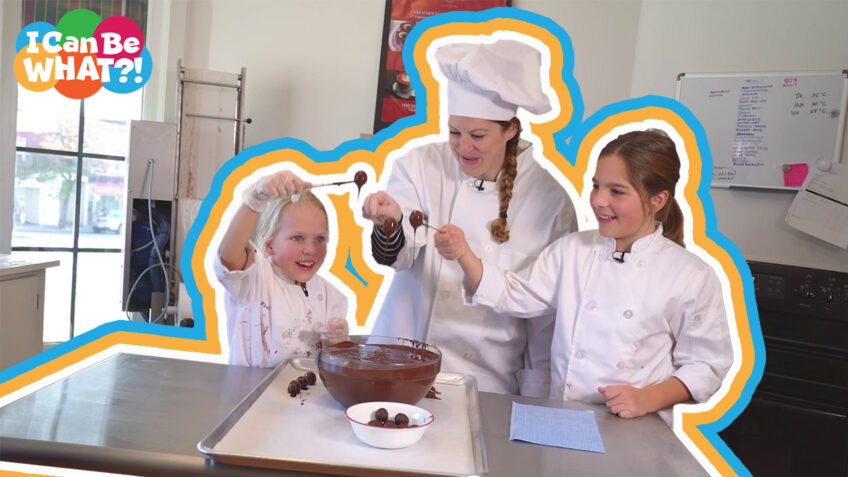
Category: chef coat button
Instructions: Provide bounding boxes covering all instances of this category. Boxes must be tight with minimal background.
[317,293,324,301]
[484,245,493,253]
[575,351,585,359]
[566,383,573,389]
[584,301,596,311]
[463,352,473,359]
[623,309,633,319]
[637,259,647,269]
[693,314,702,322]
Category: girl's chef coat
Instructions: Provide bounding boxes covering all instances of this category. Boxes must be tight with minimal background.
[371,140,576,396]
[473,226,733,424]
[215,242,348,368]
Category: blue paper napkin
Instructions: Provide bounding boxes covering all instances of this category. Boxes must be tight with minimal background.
[509,402,605,453]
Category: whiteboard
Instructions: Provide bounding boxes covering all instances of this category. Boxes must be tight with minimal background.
[676,71,848,189]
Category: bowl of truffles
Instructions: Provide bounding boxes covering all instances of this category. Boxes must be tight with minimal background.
[317,335,441,407]
[345,401,434,449]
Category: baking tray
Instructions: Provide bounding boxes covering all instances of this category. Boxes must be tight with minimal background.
[198,360,487,476]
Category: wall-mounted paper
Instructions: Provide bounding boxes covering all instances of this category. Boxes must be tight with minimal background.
[785,162,848,248]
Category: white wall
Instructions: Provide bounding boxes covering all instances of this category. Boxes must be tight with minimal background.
[631,1,848,272]
[142,0,188,123]
[517,0,641,119]
[162,0,640,150]
[177,0,385,150]
[0,0,22,254]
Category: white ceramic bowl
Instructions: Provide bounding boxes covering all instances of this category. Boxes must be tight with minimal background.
[345,401,434,449]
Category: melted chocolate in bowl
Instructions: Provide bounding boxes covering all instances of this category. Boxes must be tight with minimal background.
[318,336,441,407]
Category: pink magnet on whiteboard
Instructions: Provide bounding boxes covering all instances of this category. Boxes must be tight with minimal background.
[783,163,809,187]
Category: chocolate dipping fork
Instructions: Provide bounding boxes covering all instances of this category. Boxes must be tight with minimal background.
[408,210,439,233]
[380,210,438,249]
[307,170,368,194]
[292,170,368,202]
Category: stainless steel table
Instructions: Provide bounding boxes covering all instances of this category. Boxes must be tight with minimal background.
[0,354,706,476]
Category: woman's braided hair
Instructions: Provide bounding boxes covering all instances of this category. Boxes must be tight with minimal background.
[489,117,521,243]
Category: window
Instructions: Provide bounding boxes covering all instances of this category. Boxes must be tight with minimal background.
[13,1,147,342]
[22,0,148,30]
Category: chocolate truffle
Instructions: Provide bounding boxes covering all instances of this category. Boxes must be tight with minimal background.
[354,171,367,193]
[394,413,410,427]
[287,380,301,397]
[409,210,425,232]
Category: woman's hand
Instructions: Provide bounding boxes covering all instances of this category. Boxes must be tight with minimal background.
[361,191,402,225]
[243,170,309,212]
[434,225,471,261]
[435,224,484,293]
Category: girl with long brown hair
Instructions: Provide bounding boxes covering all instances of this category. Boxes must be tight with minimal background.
[435,128,733,424]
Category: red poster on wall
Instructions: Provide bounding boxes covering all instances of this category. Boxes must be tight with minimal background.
[373,0,509,133]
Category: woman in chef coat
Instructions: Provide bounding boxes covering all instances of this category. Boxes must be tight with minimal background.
[361,40,577,397]
[435,128,733,424]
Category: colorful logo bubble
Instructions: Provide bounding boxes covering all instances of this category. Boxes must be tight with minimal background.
[55,9,102,46]
[14,9,151,99]
[15,21,54,53]
[94,16,144,62]
[54,50,104,99]
[103,46,152,94]
[13,42,59,91]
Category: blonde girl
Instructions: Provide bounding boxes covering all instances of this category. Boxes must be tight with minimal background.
[216,171,348,368]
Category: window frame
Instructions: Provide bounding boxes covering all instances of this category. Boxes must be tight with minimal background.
[13,99,130,339]
[10,0,149,341]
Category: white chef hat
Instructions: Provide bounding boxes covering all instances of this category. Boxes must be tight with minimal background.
[435,40,551,121]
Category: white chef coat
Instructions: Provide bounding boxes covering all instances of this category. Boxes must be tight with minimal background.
[371,140,576,396]
[214,241,348,368]
[473,226,733,424]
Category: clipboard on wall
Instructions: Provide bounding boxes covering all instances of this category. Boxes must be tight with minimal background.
[785,160,848,248]
[676,71,848,190]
